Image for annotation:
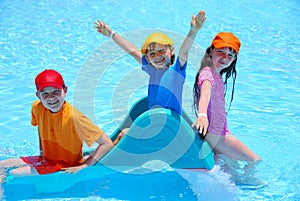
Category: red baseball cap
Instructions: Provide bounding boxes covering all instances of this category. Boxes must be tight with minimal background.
[211,32,241,54]
[35,69,65,92]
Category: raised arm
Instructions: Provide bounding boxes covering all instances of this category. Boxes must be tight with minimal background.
[94,20,143,64]
[178,10,206,67]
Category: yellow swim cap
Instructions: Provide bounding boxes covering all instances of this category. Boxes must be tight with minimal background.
[141,32,174,54]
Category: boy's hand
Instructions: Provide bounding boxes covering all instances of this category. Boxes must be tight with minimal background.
[62,164,88,174]
[94,20,113,38]
[191,10,206,33]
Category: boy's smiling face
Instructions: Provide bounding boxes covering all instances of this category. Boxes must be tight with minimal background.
[146,43,174,69]
[36,86,67,113]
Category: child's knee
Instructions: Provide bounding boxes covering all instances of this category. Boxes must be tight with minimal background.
[9,166,36,176]
[121,128,129,136]
[8,168,20,176]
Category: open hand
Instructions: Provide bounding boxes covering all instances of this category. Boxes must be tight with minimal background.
[61,164,88,174]
[94,20,112,37]
[191,10,206,32]
[192,116,208,137]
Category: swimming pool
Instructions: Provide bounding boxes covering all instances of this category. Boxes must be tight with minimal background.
[1,0,300,200]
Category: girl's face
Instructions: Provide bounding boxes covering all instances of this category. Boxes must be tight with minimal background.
[36,86,67,113]
[210,47,236,71]
[146,43,174,69]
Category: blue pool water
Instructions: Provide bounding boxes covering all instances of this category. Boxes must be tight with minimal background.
[1,0,300,200]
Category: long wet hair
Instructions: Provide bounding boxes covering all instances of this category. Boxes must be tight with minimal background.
[193,46,237,116]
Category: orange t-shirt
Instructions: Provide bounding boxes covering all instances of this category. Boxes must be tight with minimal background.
[31,100,104,167]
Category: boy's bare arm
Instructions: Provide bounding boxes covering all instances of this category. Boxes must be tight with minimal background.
[62,133,113,174]
[82,133,113,166]
[94,20,143,64]
[178,10,206,67]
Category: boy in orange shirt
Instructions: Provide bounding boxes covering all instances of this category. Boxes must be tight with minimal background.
[0,69,113,188]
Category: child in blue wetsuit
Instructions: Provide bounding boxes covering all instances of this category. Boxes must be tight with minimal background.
[94,10,206,115]
[140,34,186,114]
